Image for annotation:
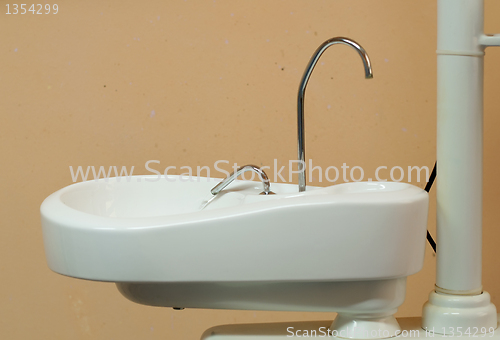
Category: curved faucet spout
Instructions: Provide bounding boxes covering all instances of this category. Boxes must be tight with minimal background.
[211,165,274,196]
[297,37,373,192]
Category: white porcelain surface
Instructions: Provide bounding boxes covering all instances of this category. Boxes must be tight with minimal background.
[116,278,407,313]
[41,176,428,311]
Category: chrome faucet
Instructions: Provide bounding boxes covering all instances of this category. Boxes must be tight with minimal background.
[211,165,274,196]
[297,37,373,192]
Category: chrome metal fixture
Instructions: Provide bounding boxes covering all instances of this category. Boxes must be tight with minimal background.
[211,165,274,196]
[297,37,373,192]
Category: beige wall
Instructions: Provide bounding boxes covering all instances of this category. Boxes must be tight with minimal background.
[1,0,500,338]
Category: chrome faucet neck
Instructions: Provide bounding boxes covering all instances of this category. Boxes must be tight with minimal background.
[297,37,373,192]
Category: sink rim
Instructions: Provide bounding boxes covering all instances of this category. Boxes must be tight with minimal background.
[41,176,424,230]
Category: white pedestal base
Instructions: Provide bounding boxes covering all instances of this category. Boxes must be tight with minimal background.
[331,312,401,339]
[422,291,498,333]
[201,315,500,340]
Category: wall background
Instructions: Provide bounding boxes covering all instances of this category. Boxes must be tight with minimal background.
[1,0,499,338]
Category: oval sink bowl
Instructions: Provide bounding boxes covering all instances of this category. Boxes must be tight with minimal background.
[41,176,428,318]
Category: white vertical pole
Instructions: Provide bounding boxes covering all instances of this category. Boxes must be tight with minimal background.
[423,0,498,331]
[435,0,484,294]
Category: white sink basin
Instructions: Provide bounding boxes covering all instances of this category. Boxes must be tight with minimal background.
[41,176,428,318]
